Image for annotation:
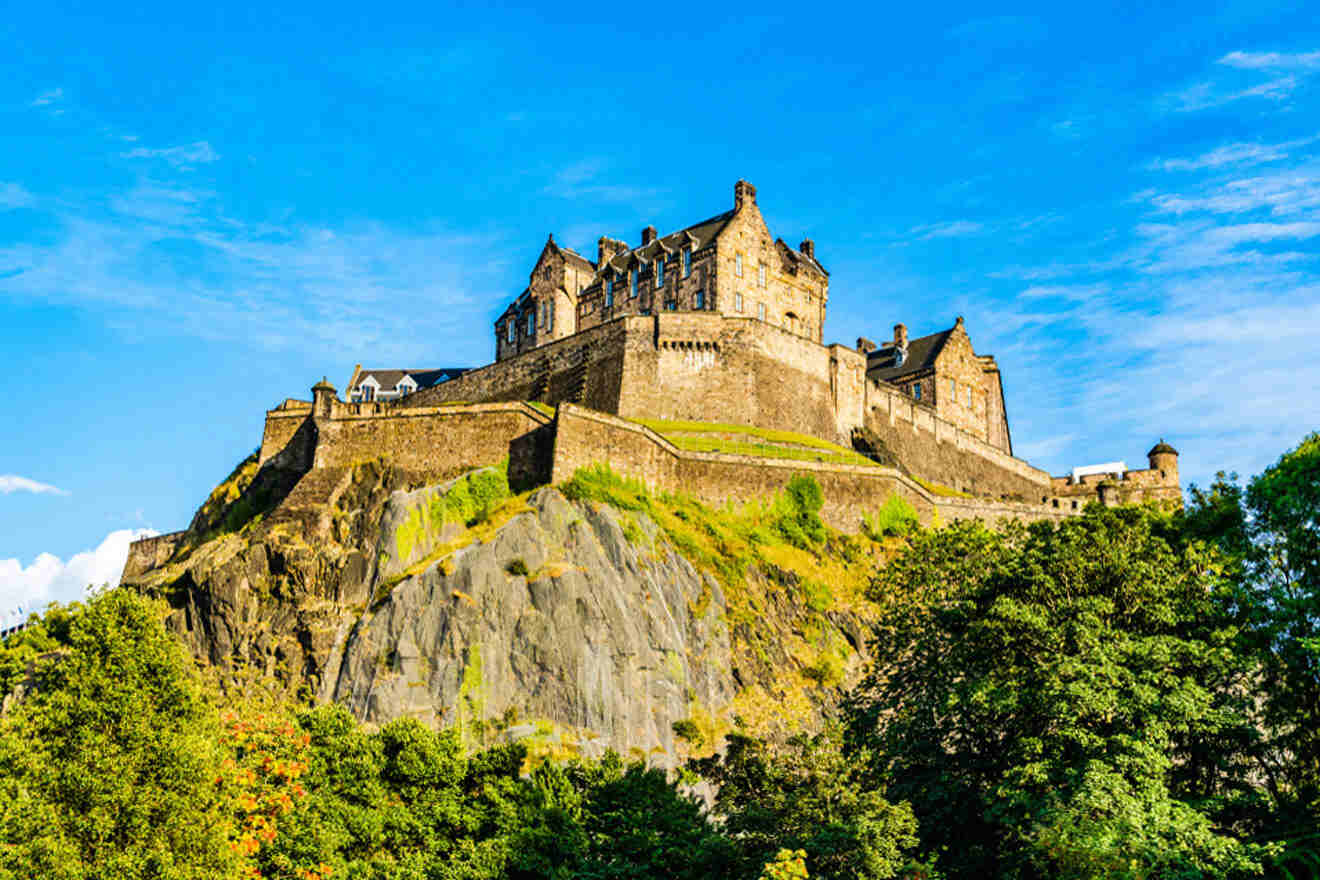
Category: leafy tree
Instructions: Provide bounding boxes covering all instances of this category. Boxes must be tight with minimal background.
[0,591,235,880]
[1188,434,1320,872]
[850,507,1269,879]
[693,729,918,879]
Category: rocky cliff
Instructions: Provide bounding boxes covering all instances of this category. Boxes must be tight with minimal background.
[123,453,886,766]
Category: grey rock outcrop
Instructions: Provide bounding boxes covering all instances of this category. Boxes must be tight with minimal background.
[326,487,734,763]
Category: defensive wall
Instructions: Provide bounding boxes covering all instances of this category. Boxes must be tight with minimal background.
[251,386,1100,536]
[400,311,1177,507]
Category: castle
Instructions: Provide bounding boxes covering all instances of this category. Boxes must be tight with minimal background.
[248,180,1178,536]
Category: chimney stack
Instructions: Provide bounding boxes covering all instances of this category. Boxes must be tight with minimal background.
[894,323,908,350]
[800,238,815,259]
[598,236,626,265]
[856,336,876,354]
[641,225,656,246]
[734,179,757,209]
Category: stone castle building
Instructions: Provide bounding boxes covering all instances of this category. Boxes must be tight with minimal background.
[245,179,1179,536]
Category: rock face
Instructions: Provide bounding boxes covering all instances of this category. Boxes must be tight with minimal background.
[124,460,742,766]
[326,486,734,761]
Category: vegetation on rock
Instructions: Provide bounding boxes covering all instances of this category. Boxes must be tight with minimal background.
[6,432,1318,879]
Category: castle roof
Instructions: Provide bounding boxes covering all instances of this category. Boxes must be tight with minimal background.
[598,209,736,275]
[1147,439,1178,457]
[866,328,954,383]
[355,368,470,390]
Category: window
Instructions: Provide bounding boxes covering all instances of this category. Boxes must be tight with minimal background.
[664,299,676,310]
[527,311,536,336]
[735,292,743,312]
[758,302,766,321]
[630,269,638,298]
[506,321,514,343]
[654,258,664,288]
[682,247,691,277]
[912,383,922,401]
[735,252,743,277]
[605,278,614,307]
[546,302,553,331]
[966,386,972,407]
[363,385,375,402]
[758,263,766,288]
[949,379,956,400]
[694,290,705,310]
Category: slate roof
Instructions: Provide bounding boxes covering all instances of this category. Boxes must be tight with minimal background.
[866,328,954,383]
[356,368,470,390]
[597,210,736,276]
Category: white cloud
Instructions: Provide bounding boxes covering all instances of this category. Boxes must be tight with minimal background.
[1169,76,1298,112]
[120,141,220,168]
[1148,139,1307,172]
[540,159,659,203]
[908,220,985,240]
[0,475,68,496]
[0,528,157,626]
[29,88,63,106]
[1218,50,1320,71]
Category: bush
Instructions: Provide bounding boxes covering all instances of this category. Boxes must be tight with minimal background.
[772,475,827,549]
[862,494,919,540]
[506,558,530,577]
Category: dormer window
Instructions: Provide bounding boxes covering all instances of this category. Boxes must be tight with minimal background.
[654,258,664,288]
[682,247,692,277]
[895,348,905,366]
[695,290,706,310]
[912,383,922,401]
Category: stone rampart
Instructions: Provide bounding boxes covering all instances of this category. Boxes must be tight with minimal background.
[260,400,313,464]
[549,403,1084,532]
[122,530,186,579]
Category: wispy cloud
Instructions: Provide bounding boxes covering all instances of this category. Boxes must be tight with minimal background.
[1218,50,1320,71]
[29,87,63,107]
[121,141,220,168]
[1168,76,1298,112]
[908,220,985,240]
[0,172,513,364]
[541,159,658,203]
[0,475,68,496]
[1148,139,1310,172]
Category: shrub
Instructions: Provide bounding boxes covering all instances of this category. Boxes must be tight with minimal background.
[771,475,826,549]
[506,558,530,577]
[862,493,919,540]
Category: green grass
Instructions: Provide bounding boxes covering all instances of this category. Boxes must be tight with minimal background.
[631,418,880,468]
[912,475,973,498]
[526,401,555,417]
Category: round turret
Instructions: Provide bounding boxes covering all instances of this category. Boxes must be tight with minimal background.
[312,376,338,420]
[1147,439,1179,481]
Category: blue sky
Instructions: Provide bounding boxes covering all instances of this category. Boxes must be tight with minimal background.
[3,0,1319,618]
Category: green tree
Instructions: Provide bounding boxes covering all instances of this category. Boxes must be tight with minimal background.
[0,591,235,880]
[850,508,1268,879]
[1189,434,1320,872]
[693,729,918,879]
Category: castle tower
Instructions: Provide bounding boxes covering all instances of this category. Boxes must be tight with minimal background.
[1147,439,1179,483]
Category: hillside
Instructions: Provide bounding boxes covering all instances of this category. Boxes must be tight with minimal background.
[121,453,900,765]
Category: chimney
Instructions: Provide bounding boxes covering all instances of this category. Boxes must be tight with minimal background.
[734,179,757,209]
[800,238,815,259]
[894,323,908,350]
[856,337,876,354]
[641,225,656,246]
[598,236,626,265]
